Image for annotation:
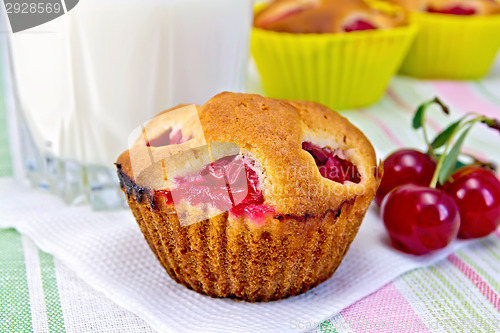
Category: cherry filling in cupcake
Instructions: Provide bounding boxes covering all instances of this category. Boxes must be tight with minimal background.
[343,19,377,32]
[161,155,274,220]
[302,142,361,184]
[146,128,189,147]
[427,5,476,15]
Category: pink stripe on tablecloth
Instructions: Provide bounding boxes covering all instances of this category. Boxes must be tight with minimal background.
[341,282,431,333]
[357,110,405,148]
[390,85,490,161]
[433,82,500,119]
[460,147,488,162]
[448,254,500,311]
[384,88,488,161]
[386,88,442,133]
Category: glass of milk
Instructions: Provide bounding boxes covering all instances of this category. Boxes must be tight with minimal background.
[3,0,253,209]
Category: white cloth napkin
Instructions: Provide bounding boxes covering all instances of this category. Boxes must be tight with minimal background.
[0,178,475,333]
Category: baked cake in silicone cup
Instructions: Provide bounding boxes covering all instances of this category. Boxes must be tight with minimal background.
[251,0,417,110]
[116,92,381,302]
[389,0,500,79]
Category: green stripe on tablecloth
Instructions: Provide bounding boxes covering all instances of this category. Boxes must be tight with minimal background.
[429,265,497,332]
[39,250,66,333]
[404,264,495,333]
[473,82,500,105]
[480,239,500,262]
[0,229,32,333]
[475,249,500,276]
[457,250,500,295]
[402,270,464,333]
[319,320,338,333]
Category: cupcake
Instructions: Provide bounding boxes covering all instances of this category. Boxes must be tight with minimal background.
[251,0,417,110]
[116,92,381,302]
[391,0,500,15]
[388,0,500,78]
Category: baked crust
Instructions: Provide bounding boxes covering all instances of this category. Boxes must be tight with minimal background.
[124,188,364,302]
[388,0,500,14]
[254,0,408,33]
[117,92,380,217]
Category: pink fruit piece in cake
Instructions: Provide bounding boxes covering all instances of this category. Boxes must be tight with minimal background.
[302,142,361,184]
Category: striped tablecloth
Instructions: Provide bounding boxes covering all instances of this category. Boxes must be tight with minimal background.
[1,68,500,332]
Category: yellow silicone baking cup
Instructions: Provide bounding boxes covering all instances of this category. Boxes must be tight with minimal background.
[400,12,500,79]
[251,24,417,110]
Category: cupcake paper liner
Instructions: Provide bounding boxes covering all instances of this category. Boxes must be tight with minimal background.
[400,12,500,79]
[124,189,373,302]
[251,25,417,110]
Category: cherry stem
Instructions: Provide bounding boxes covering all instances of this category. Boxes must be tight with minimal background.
[422,123,436,161]
[459,152,497,171]
[417,97,449,161]
[429,116,484,188]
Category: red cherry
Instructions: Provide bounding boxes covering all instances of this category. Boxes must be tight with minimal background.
[158,155,274,219]
[376,149,436,206]
[381,184,460,255]
[302,142,361,184]
[443,166,500,239]
[427,5,476,15]
[343,19,377,32]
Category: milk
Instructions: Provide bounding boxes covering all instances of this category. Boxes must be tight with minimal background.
[4,0,253,209]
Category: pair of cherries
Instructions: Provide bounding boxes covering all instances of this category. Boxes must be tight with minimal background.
[376,99,500,255]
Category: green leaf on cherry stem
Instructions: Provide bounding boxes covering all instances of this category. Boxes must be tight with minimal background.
[412,97,449,130]
[438,126,472,185]
[435,153,467,172]
[430,119,462,150]
[412,104,427,130]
